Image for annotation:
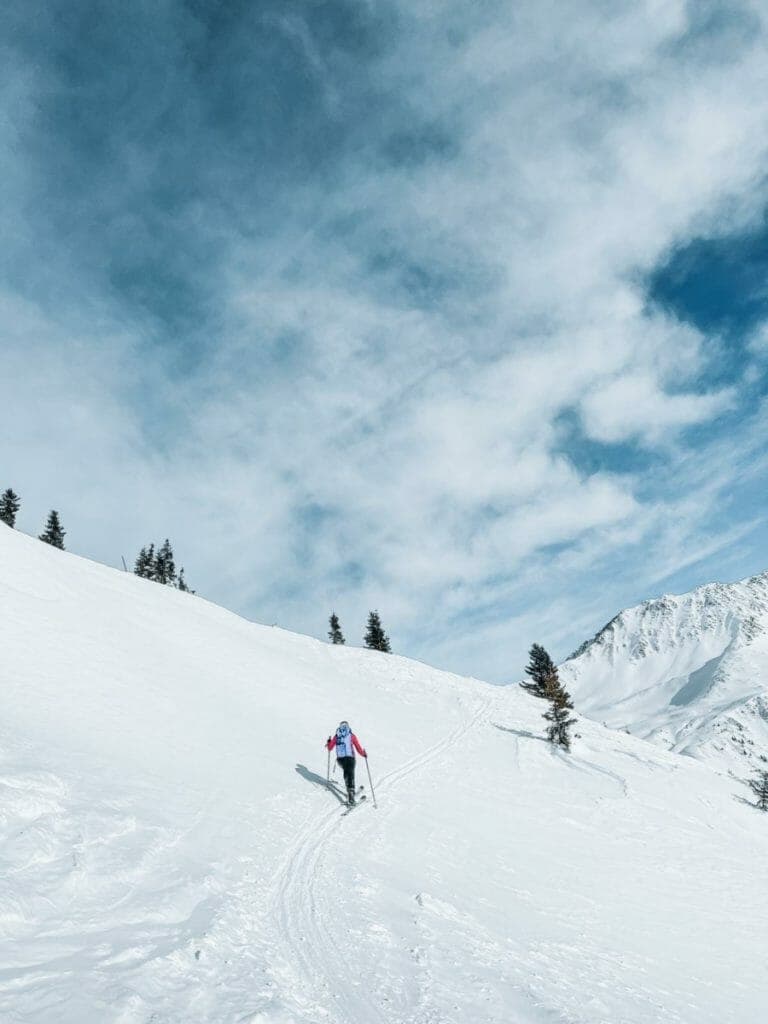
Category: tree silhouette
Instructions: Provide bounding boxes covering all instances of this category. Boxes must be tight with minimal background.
[0,488,20,528]
[520,643,557,699]
[364,610,391,652]
[328,613,345,644]
[153,539,177,586]
[134,545,155,579]
[542,669,576,751]
[39,510,65,549]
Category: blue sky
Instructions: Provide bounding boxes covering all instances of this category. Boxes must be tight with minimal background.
[3,0,768,681]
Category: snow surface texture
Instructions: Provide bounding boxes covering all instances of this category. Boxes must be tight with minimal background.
[1,524,767,1023]
[562,572,768,773]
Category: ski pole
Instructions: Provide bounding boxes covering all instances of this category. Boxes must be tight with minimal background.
[327,745,331,784]
[364,755,377,808]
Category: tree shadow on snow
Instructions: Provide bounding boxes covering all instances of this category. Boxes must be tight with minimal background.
[295,763,346,804]
[492,723,547,743]
[733,793,765,812]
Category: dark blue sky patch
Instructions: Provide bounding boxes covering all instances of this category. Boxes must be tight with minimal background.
[2,0,403,344]
[554,409,663,476]
[648,221,768,349]
[380,122,460,168]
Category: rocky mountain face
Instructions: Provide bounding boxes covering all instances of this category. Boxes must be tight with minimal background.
[561,571,768,772]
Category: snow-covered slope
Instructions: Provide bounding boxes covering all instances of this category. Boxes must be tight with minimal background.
[2,524,768,1024]
[562,572,768,772]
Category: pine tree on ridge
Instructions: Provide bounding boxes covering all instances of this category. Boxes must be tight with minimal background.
[135,541,193,591]
[542,668,576,751]
[364,610,391,653]
[134,545,155,579]
[328,613,345,645]
[39,510,66,550]
[153,539,177,586]
[0,488,20,528]
[520,643,557,699]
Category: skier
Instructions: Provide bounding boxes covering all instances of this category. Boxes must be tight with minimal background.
[326,721,367,805]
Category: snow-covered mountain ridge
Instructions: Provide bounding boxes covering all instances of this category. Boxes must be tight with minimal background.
[562,570,768,771]
[2,524,768,1024]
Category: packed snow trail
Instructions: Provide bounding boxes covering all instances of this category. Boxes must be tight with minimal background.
[267,696,494,1024]
[3,525,768,1023]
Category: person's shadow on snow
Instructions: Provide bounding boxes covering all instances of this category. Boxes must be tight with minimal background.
[295,763,346,804]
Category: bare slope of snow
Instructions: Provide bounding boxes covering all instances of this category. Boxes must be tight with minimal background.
[562,571,768,772]
[2,524,768,1024]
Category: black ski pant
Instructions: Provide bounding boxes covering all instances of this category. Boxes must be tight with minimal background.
[337,755,356,793]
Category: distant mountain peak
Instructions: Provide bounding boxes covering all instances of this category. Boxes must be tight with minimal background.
[562,569,768,772]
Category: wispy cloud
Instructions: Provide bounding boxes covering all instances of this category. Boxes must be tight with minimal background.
[3,1,768,679]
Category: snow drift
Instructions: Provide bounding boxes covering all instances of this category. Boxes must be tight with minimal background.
[1,524,767,1024]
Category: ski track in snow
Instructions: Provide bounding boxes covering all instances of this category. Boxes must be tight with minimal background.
[5,529,768,1023]
[554,750,629,798]
[267,695,494,1024]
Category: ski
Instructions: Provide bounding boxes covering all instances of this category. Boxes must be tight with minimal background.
[341,794,367,816]
[327,782,364,808]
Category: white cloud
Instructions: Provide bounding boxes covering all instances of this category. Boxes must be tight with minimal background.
[748,320,768,357]
[581,373,735,445]
[4,1,768,679]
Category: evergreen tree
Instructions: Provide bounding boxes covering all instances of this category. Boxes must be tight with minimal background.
[153,539,177,586]
[749,769,768,811]
[39,510,65,549]
[134,545,155,578]
[136,541,192,590]
[328,612,345,645]
[542,669,576,751]
[177,568,194,593]
[0,488,20,528]
[364,610,391,652]
[520,643,557,699]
